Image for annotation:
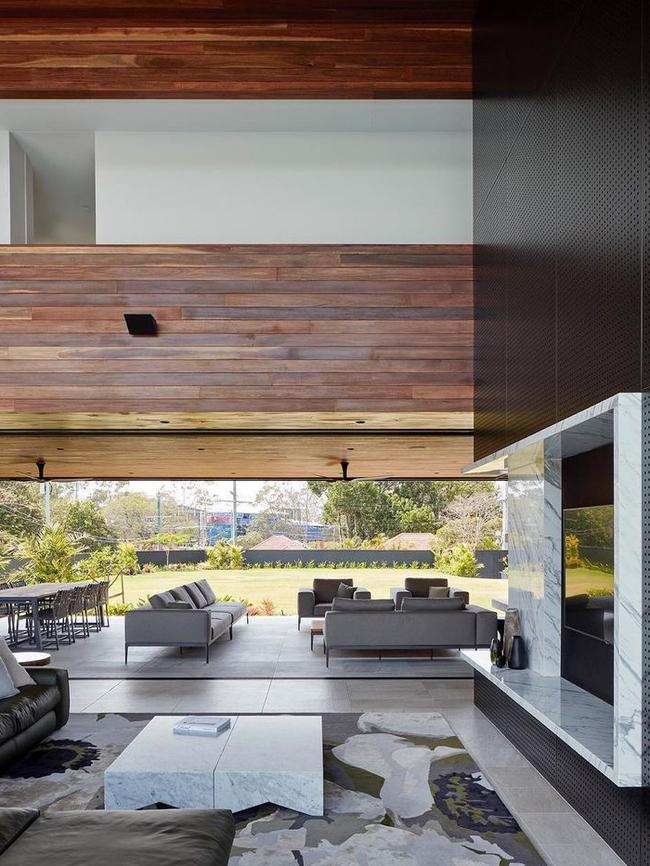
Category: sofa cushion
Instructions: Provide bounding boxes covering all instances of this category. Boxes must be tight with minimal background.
[0,808,39,855]
[335,582,356,599]
[401,597,465,612]
[207,600,247,623]
[313,603,332,617]
[0,659,18,701]
[0,684,60,745]
[331,598,394,612]
[313,578,352,605]
[149,591,175,610]
[428,586,450,599]
[404,577,448,597]
[183,583,207,608]
[0,808,236,866]
[0,638,34,688]
[196,578,217,606]
[169,587,197,608]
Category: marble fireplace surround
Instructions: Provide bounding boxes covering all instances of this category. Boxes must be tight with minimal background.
[464,393,645,788]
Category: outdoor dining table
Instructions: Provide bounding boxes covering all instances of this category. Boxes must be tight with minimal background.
[0,582,91,650]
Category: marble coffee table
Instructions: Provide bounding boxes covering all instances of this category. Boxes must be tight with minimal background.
[104,714,323,815]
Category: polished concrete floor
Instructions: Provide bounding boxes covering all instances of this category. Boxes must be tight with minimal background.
[31,615,471,679]
[68,675,626,866]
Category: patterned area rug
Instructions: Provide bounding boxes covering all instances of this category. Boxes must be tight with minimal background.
[0,713,546,865]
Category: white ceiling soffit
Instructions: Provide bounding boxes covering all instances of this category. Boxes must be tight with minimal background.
[0,99,471,134]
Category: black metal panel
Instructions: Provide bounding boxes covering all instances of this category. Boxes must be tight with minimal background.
[473,0,645,459]
[506,85,557,443]
[474,672,646,866]
[643,395,650,789]
[473,171,510,459]
[555,0,642,418]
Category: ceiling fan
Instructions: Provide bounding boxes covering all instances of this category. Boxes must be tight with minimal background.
[317,459,394,484]
[14,458,92,484]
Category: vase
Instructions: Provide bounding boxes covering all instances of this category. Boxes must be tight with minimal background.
[508,635,527,670]
[489,636,501,665]
[503,608,521,659]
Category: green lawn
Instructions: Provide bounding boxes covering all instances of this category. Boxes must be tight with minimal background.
[115,567,508,614]
[565,566,614,596]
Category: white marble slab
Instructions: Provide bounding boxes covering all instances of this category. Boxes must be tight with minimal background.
[104,714,324,814]
[461,650,628,784]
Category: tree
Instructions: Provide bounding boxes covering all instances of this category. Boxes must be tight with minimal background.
[0,482,43,539]
[316,481,401,540]
[144,530,196,566]
[438,488,502,549]
[21,524,81,583]
[59,500,116,551]
[101,491,157,541]
[255,482,323,524]
[398,504,436,533]
[379,480,496,530]
[245,510,305,542]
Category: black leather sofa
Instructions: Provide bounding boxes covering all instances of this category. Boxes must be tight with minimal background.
[0,807,235,865]
[0,667,69,769]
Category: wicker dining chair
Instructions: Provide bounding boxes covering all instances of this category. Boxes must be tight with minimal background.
[98,580,110,628]
[84,583,102,633]
[69,585,89,640]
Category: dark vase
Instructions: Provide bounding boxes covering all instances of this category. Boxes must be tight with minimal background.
[495,653,507,668]
[508,635,527,670]
[489,637,501,665]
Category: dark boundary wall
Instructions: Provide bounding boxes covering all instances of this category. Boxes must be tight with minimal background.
[475,673,650,866]
[473,0,648,459]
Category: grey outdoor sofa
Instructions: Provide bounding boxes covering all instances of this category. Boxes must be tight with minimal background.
[124,579,248,663]
[389,576,470,609]
[323,596,497,666]
[297,577,370,630]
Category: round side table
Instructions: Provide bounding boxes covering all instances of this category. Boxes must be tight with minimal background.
[12,651,51,667]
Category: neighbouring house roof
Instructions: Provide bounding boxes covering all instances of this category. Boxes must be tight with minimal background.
[381,532,436,550]
[251,534,307,550]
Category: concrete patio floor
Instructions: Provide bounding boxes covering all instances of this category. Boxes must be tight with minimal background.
[23,614,473,679]
[66,675,626,866]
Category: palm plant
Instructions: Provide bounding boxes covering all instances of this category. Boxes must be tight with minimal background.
[21,524,81,583]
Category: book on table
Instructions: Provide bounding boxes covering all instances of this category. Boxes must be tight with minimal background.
[173,716,231,737]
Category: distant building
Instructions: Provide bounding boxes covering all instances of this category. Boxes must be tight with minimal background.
[251,534,307,551]
[381,532,437,550]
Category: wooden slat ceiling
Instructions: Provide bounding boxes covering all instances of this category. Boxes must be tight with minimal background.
[0,244,473,434]
[0,432,476,480]
[0,1,474,99]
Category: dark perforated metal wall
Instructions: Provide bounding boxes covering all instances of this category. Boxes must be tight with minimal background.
[473,0,646,460]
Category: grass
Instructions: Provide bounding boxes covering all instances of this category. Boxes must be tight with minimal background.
[565,565,614,596]
[116,567,508,614]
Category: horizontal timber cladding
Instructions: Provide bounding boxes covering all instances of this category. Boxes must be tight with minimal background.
[0,1,473,99]
[0,244,473,425]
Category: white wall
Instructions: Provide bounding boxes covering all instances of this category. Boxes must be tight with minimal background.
[9,134,33,243]
[95,131,471,244]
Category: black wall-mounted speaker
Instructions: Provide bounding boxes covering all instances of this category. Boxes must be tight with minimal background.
[124,313,157,336]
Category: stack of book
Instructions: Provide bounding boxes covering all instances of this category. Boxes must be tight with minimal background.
[173,716,231,738]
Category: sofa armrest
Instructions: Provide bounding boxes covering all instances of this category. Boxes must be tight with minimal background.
[297,588,315,619]
[450,588,470,606]
[353,588,371,600]
[28,667,69,729]
[466,605,498,646]
[125,608,211,644]
[389,587,411,610]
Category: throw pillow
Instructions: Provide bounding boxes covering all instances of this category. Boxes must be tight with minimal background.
[183,583,206,608]
[428,586,450,599]
[0,657,19,700]
[0,637,34,688]
[335,582,356,599]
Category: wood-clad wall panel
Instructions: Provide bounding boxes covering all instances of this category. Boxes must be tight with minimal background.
[0,1,473,98]
[0,244,473,429]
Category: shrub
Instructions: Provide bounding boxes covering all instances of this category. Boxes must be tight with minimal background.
[435,544,483,578]
[107,602,134,616]
[22,524,81,583]
[206,540,244,570]
[260,598,277,616]
[564,534,581,569]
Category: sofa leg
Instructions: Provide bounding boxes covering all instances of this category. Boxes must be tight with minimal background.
[325,647,329,668]
[246,613,249,623]
[229,625,233,640]
[124,645,128,664]
[298,617,301,631]
[206,645,210,664]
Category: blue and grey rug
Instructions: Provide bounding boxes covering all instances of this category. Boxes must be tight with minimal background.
[0,712,545,865]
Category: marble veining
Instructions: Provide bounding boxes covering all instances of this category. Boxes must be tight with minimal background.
[105,714,324,814]
[462,650,616,782]
[506,439,562,676]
